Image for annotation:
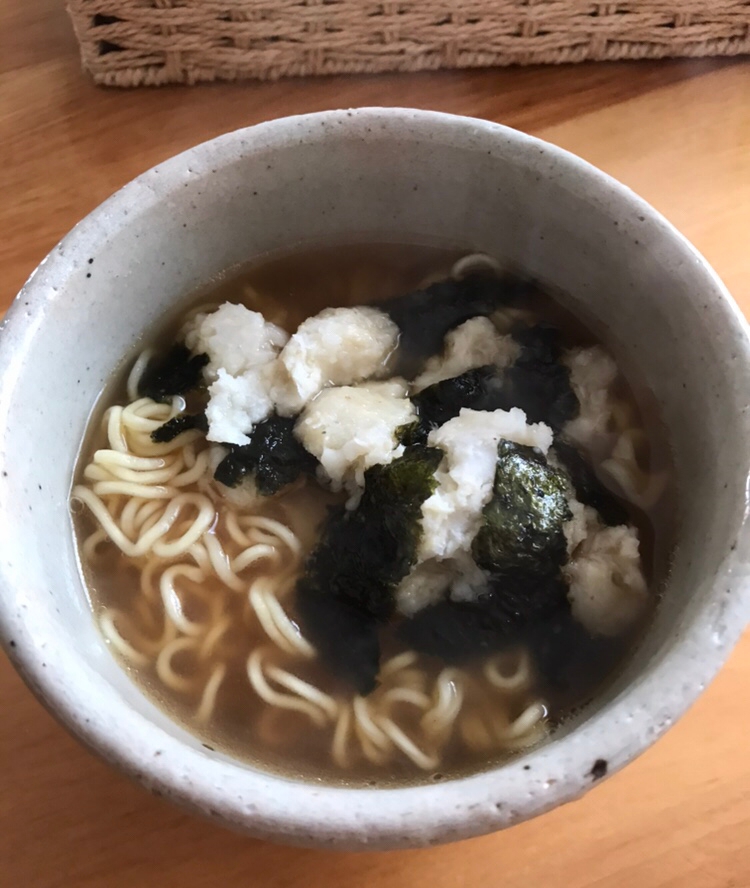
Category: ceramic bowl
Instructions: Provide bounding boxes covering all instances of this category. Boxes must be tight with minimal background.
[0,109,748,850]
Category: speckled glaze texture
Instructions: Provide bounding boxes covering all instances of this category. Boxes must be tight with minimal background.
[0,109,748,850]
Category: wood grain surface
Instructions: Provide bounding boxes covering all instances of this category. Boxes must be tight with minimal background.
[1,3,749,886]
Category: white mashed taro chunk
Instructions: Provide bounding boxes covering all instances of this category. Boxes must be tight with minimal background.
[564,510,647,636]
[448,552,491,603]
[272,307,399,415]
[184,302,288,382]
[412,317,520,392]
[395,559,455,616]
[205,367,275,446]
[418,407,553,562]
[563,346,618,449]
[395,553,489,616]
[562,497,591,555]
[184,303,289,446]
[295,380,416,496]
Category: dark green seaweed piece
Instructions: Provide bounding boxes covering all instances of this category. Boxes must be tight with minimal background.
[213,449,245,488]
[400,440,614,676]
[398,598,510,663]
[407,366,501,444]
[302,446,443,619]
[404,324,579,445]
[151,412,208,443]
[381,273,531,378]
[513,323,561,362]
[295,445,443,693]
[481,569,569,627]
[294,580,381,697]
[500,324,579,430]
[501,365,578,431]
[403,590,619,699]
[552,440,629,527]
[398,573,569,664]
[214,414,317,495]
[472,440,571,578]
[137,345,209,403]
[521,600,622,701]
[395,419,423,447]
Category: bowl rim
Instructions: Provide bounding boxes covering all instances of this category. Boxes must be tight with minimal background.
[1,107,749,850]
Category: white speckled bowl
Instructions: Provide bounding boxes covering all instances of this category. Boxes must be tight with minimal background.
[0,109,749,850]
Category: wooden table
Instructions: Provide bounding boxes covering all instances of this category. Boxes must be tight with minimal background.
[2,3,749,885]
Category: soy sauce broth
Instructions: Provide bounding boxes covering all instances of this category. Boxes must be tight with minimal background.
[73,242,675,786]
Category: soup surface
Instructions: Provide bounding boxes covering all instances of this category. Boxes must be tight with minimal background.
[72,243,674,785]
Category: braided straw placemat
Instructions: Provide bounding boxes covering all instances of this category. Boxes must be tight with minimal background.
[68,1,750,87]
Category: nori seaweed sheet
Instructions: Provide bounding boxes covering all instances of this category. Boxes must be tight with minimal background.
[402,592,621,697]
[137,344,209,403]
[381,273,532,378]
[405,366,502,444]
[294,581,383,698]
[401,322,580,447]
[214,414,318,495]
[521,600,622,700]
[401,441,575,671]
[500,324,579,431]
[553,439,629,527]
[398,573,570,665]
[151,412,208,443]
[472,440,572,578]
[294,446,443,694]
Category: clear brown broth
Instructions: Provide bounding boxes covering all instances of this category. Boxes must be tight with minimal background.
[74,242,674,786]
